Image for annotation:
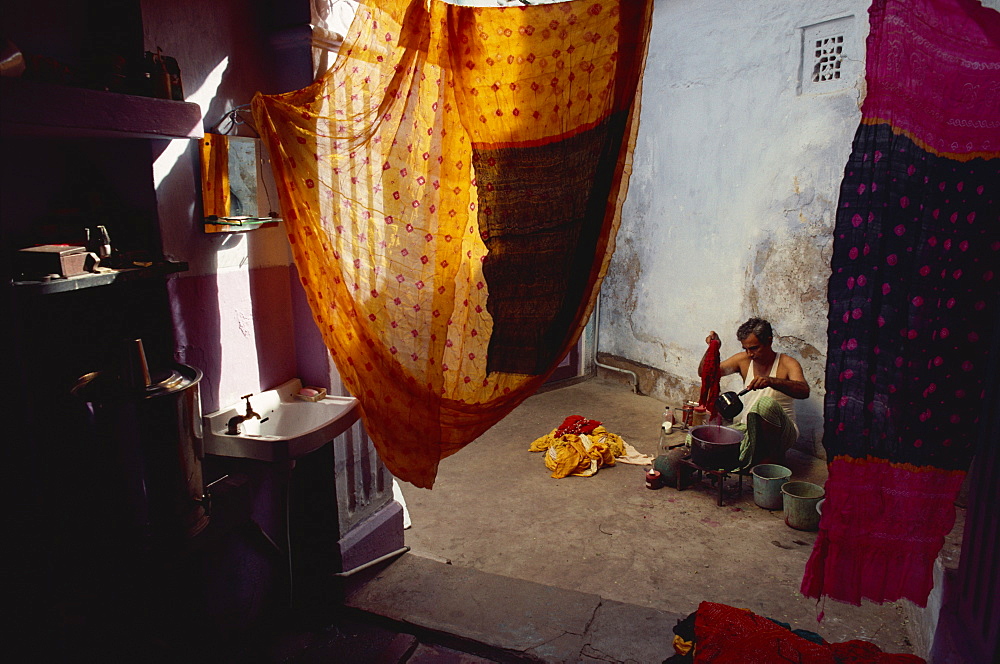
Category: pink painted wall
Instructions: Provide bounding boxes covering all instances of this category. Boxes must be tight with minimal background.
[140,0,322,413]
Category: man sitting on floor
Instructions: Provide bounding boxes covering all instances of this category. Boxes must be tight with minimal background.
[699,317,810,470]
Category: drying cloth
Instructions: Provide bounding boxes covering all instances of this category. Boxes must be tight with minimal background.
[672,634,693,657]
[529,430,617,478]
[663,611,697,663]
[802,0,999,608]
[529,419,647,478]
[251,0,654,489]
[698,338,722,415]
[615,442,654,466]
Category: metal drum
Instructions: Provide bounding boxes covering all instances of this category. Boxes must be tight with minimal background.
[73,340,208,544]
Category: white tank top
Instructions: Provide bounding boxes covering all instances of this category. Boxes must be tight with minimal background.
[737,353,798,433]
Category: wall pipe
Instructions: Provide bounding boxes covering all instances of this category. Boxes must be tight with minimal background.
[593,292,639,394]
[331,545,411,577]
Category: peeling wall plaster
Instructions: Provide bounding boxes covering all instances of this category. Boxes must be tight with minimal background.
[600,0,871,455]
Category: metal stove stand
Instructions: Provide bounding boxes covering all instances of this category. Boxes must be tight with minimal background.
[675,455,750,507]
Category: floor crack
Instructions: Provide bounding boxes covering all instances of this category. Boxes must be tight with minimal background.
[580,643,618,662]
[574,600,611,662]
[583,599,603,634]
[523,628,584,657]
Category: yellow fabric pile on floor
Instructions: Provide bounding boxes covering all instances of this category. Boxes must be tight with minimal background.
[529,415,651,479]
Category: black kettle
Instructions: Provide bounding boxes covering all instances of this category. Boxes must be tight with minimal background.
[716,388,751,420]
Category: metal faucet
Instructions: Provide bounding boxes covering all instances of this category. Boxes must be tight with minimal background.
[226,394,261,435]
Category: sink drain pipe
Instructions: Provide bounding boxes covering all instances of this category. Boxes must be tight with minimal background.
[332,545,411,577]
[593,293,639,394]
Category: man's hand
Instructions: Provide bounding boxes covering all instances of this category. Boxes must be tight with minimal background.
[698,331,720,377]
[706,330,742,378]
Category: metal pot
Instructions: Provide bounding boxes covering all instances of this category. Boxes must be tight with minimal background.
[689,425,745,470]
[72,340,208,544]
[716,388,751,420]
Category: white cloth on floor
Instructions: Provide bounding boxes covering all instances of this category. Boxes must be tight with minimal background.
[615,442,654,465]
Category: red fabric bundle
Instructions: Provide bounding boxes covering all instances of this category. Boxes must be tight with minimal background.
[555,415,602,437]
[693,601,924,664]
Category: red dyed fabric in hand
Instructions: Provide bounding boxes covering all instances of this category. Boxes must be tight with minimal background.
[699,338,722,415]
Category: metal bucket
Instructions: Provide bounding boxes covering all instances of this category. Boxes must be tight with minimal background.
[781,481,825,531]
[689,425,744,470]
[751,464,792,509]
[73,340,208,544]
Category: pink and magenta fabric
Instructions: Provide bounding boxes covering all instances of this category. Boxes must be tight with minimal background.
[802,0,1000,608]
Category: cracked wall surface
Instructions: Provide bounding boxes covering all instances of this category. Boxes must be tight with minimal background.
[601,0,870,456]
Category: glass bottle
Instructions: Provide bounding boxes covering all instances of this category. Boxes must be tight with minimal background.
[658,406,675,455]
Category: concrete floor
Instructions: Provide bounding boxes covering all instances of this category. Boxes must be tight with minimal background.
[393,376,919,657]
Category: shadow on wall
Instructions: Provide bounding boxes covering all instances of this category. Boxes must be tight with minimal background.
[290,262,343,392]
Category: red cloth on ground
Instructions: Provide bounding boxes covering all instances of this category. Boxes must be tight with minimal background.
[829,639,925,664]
[555,415,602,437]
[692,601,924,664]
[698,338,722,415]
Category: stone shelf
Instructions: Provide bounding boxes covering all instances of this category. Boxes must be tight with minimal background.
[1,79,203,140]
[11,261,189,296]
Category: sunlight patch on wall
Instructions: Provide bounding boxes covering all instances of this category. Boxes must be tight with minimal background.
[153,57,230,224]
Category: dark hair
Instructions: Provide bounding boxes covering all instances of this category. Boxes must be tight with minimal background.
[737,317,773,342]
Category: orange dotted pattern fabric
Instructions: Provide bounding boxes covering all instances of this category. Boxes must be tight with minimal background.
[252,0,652,488]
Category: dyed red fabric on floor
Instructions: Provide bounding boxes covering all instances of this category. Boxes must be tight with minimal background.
[692,601,924,663]
[555,415,602,437]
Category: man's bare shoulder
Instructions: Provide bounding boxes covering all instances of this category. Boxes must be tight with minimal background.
[778,352,805,380]
[720,352,750,377]
[779,353,804,370]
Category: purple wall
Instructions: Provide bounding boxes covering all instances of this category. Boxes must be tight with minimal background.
[168,265,299,413]
[140,0,318,413]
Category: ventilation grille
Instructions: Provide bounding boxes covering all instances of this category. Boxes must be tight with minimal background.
[812,35,844,83]
[801,16,855,94]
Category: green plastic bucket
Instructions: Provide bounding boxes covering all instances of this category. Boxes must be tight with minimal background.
[751,464,792,510]
[781,481,825,531]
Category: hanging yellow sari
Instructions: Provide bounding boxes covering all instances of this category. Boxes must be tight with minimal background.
[252,0,652,487]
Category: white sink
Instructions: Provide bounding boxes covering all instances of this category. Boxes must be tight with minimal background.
[203,378,360,461]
